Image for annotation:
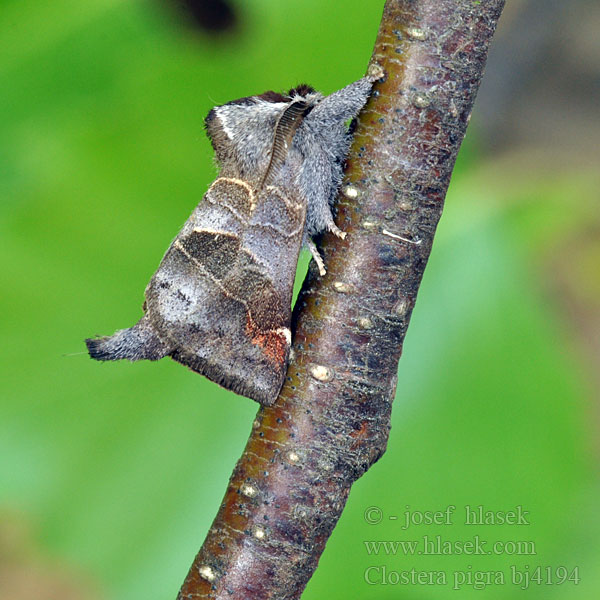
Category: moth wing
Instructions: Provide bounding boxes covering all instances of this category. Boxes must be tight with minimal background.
[87,97,312,405]
[144,178,305,405]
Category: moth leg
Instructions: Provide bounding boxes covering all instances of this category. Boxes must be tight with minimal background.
[303,76,374,126]
[299,147,345,239]
[307,238,326,276]
[329,221,347,240]
[296,76,378,240]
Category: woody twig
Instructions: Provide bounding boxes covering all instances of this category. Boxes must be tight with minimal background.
[177,0,506,597]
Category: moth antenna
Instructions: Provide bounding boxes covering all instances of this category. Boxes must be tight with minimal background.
[259,100,310,189]
[86,316,170,362]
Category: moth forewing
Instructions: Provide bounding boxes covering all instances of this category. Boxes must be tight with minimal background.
[143,176,305,405]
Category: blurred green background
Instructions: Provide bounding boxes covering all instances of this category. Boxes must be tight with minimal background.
[1,0,599,598]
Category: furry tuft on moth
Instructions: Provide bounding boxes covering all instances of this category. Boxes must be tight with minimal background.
[86,70,382,405]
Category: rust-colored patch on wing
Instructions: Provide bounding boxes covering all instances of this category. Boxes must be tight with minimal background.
[245,314,288,365]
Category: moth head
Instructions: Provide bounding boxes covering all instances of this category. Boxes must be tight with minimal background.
[204,85,323,175]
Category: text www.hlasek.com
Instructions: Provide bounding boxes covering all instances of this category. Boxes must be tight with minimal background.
[364,536,536,556]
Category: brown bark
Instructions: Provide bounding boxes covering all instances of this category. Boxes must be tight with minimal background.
[177,0,505,597]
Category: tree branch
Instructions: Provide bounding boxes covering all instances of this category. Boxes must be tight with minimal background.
[177,0,505,597]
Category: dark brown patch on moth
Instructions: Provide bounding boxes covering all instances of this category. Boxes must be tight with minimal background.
[223,270,264,303]
[179,230,241,280]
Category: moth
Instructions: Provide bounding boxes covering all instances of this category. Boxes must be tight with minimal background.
[86,69,381,405]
